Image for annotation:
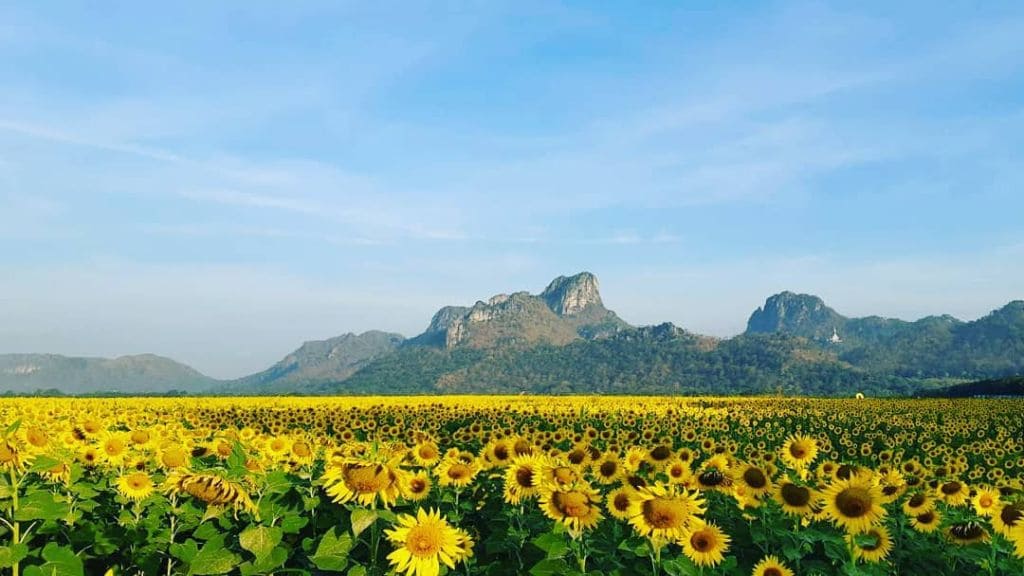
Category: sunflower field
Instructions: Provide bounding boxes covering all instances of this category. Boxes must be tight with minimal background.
[1,396,1023,576]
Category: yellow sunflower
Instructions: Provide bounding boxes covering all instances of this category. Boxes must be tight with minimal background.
[385,508,473,576]
[936,479,970,507]
[537,481,603,538]
[972,487,1000,517]
[679,520,730,567]
[626,483,705,543]
[993,501,1024,537]
[503,455,542,504]
[901,492,933,516]
[910,509,941,533]
[434,456,479,488]
[822,472,886,534]
[752,555,793,576]
[780,434,818,470]
[117,471,155,502]
[605,486,635,521]
[402,471,432,502]
[774,481,816,517]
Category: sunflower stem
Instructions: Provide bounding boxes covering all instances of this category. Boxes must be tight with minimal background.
[10,466,21,576]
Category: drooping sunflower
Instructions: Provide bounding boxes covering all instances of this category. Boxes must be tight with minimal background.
[774,480,817,517]
[821,472,886,534]
[946,521,989,545]
[910,509,941,533]
[537,481,603,538]
[385,508,473,576]
[164,471,258,516]
[752,555,794,576]
[780,434,818,471]
[626,483,705,543]
[847,525,892,563]
[117,471,155,502]
[679,520,730,568]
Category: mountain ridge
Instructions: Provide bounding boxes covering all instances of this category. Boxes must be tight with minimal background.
[2,274,1021,395]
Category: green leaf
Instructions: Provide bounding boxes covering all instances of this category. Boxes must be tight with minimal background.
[347,566,367,576]
[531,532,568,559]
[280,513,309,534]
[349,508,378,538]
[529,558,571,576]
[662,556,700,576]
[239,525,282,561]
[28,455,62,474]
[23,543,83,576]
[4,419,22,437]
[261,471,292,494]
[226,441,248,479]
[188,535,241,576]
[170,539,200,564]
[0,543,29,568]
[311,528,353,572]
[14,490,70,522]
[192,522,221,541]
[239,546,288,576]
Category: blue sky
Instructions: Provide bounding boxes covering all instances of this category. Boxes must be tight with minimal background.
[1,1,1022,378]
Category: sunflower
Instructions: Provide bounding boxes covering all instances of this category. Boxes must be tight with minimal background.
[910,509,941,533]
[164,471,258,516]
[503,455,543,504]
[774,481,816,517]
[385,508,473,576]
[99,434,129,466]
[847,525,892,563]
[1011,523,1024,560]
[822,473,886,534]
[322,451,408,508]
[626,483,705,543]
[780,434,818,470]
[117,471,155,502]
[0,440,25,471]
[679,521,730,568]
[537,481,603,538]
[664,458,693,486]
[901,492,933,516]
[591,453,623,485]
[735,463,773,497]
[605,486,634,520]
[946,521,988,545]
[972,487,1000,517]
[752,555,794,576]
[402,471,432,502]
[159,446,190,470]
[434,457,479,488]
[992,501,1024,536]
[936,479,970,507]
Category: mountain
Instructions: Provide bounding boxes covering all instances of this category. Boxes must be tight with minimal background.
[220,331,404,394]
[4,274,1021,396]
[746,294,1024,379]
[407,272,629,348]
[919,375,1024,398]
[0,353,214,394]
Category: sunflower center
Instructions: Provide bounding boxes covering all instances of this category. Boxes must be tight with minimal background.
[690,531,712,551]
[789,445,806,459]
[553,491,591,518]
[568,450,586,465]
[515,467,534,488]
[405,525,443,558]
[940,481,962,495]
[418,445,438,460]
[128,473,150,489]
[446,463,471,480]
[781,484,810,506]
[835,487,872,517]
[1000,504,1023,527]
[599,461,618,477]
[908,493,926,508]
[493,445,509,461]
[651,446,672,461]
[410,479,427,493]
[764,569,783,576]
[613,492,630,512]
[642,498,687,529]
[743,467,767,489]
[950,522,984,540]
[916,511,935,523]
[293,442,312,458]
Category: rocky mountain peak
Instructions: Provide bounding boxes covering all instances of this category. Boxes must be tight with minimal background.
[541,271,604,316]
[746,291,846,339]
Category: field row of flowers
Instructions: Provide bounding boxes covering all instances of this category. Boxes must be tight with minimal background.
[1,396,1022,575]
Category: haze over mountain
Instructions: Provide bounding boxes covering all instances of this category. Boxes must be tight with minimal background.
[3,272,1021,396]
